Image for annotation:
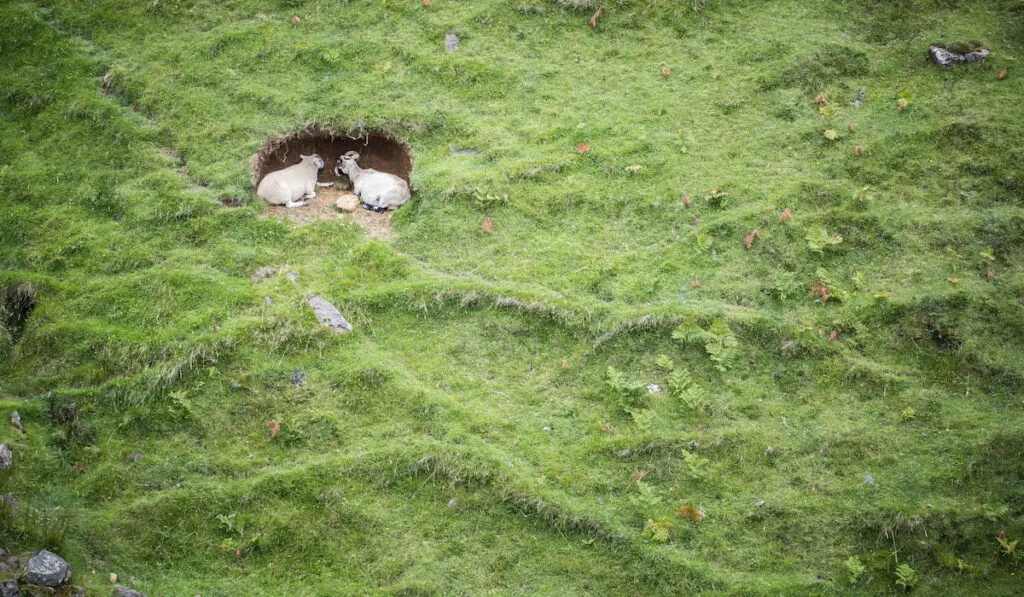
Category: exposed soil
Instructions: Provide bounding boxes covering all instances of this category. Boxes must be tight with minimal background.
[262,188,396,240]
[250,126,413,188]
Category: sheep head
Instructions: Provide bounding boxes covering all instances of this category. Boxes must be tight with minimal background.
[299,154,325,170]
[335,151,361,177]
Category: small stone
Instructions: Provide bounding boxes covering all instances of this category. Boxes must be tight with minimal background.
[334,194,360,213]
[307,295,353,333]
[444,33,460,52]
[617,449,631,458]
[250,267,276,284]
[264,296,273,306]
[0,444,11,470]
[646,384,661,393]
[0,579,18,597]
[129,452,143,463]
[291,371,306,387]
[113,585,148,597]
[1,494,17,517]
[864,473,875,485]
[23,550,72,587]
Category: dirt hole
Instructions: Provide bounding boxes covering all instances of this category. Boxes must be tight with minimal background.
[250,126,412,237]
[1,283,37,347]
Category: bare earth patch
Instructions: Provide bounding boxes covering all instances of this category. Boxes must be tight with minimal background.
[261,187,396,240]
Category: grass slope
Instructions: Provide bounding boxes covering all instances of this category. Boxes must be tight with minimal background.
[1,0,1023,594]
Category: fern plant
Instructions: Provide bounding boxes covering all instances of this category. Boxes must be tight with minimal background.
[671,317,739,372]
[605,365,646,414]
[667,368,711,414]
[894,563,917,590]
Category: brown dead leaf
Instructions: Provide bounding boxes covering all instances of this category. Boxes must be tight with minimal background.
[481,217,494,233]
[779,208,794,223]
[809,283,832,303]
[986,269,996,278]
[631,470,648,481]
[828,329,839,342]
[577,142,591,154]
[690,276,702,289]
[682,194,693,208]
[661,66,670,78]
[741,228,761,249]
[998,69,1007,80]
[588,8,601,28]
[72,462,86,474]
[265,419,281,439]
[848,123,857,133]
[599,421,618,435]
[854,145,865,156]
[561,360,570,370]
[676,504,704,524]
[290,16,300,27]
[946,278,959,286]
[813,93,827,105]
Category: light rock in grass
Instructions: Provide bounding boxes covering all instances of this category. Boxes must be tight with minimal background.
[335,193,360,213]
[930,45,989,67]
[307,296,353,333]
[114,585,148,597]
[0,579,18,597]
[0,444,11,470]
[1,494,18,516]
[23,550,72,587]
[250,267,276,284]
[444,33,460,52]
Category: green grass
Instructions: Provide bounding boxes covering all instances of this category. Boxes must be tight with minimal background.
[2,0,1023,594]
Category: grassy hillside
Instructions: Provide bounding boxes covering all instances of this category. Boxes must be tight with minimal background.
[1,0,1022,594]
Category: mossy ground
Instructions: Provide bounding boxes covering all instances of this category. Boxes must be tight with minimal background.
[2,0,1023,594]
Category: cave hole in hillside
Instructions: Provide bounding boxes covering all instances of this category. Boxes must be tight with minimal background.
[2,283,37,347]
[250,126,413,190]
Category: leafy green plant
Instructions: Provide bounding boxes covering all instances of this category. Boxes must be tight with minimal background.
[845,555,866,584]
[895,563,918,590]
[643,517,674,543]
[668,368,711,414]
[805,226,844,254]
[681,449,710,480]
[605,365,646,413]
[672,318,739,372]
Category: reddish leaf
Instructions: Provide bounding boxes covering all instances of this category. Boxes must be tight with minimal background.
[481,217,494,233]
[854,145,865,156]
[986,269,996,278]
[690,276,702,288]
[561,360,570,370]
[682,194,693,208]
[599,421,618,434]
[828,329,839,342]
[661,66,670,78]
[577,143,591,154]
[588,8,601,28]
[72,462,86,474]
[741,228,760,249]
[809,283,831,303]
[779,209,794,223]
[998,69,1008,80]
[265,419,281,439]
[631,470,648,481]
[290,16,300,27]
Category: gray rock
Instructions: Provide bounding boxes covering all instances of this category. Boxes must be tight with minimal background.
[646,383,661,393]
[23,550,71,587]
[0,444,11,470]
[113,585,148,597]
[930,45,989,67]
[291,371,306,387]
[864,473,875,485]
[250,267,276,284]
[66,585,86,597]
[129,452,143,463]
[444,33,460,52]
[307,295,352,333]
[0,579,18,597]
[1,494,17,517]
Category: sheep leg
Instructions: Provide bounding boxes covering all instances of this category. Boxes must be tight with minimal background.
[316,182,333,188]
[284,199,309,208]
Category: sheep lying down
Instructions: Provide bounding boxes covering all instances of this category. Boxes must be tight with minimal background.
[335,151,410,213]
[257,154,333,208]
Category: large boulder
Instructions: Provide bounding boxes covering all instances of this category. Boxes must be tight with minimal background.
[22,550,71,587]
[0,444,11,470]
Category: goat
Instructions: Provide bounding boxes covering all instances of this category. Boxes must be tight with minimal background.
[256,154,332,208]
[334,151,410,212]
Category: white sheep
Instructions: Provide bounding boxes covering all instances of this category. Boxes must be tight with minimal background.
[334,151,410,212]
[256,154,332,208]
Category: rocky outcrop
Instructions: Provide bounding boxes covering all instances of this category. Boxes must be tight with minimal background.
[22,550,72,587]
